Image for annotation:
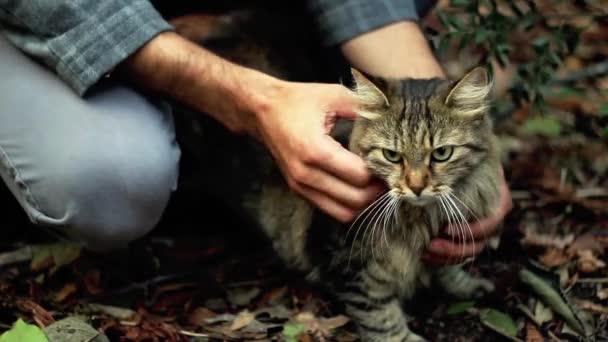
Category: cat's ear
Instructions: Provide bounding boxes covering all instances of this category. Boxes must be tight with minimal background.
[445,67,493,117]
[351,68,390,120]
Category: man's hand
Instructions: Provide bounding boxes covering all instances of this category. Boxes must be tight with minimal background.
[423,176,513,265]
[254,82,384,223]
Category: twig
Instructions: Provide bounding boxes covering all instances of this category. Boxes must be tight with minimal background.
[179,330,210,338]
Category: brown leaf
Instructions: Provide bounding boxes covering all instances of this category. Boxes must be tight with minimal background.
[576,250,607,273]
[54,282,77,302]
[319,315,350,331]
[188,307,217,327]
[84,269,104,295]
[539,248,570,268]
[257,286,288,306]
[567,233,605,256]
[229,310,255,331]
[525,322,544,342]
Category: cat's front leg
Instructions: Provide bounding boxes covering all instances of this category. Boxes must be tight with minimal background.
[435,265,494,299]
[335,272,426,342]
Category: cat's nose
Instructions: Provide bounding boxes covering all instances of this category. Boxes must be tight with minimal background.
[410,185,424,196]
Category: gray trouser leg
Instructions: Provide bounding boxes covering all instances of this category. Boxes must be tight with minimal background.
[0,35,181,251]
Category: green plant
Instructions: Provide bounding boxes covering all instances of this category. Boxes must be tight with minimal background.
[432,0,603,111]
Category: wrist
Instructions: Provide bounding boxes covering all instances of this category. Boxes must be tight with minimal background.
[234,69,290,138]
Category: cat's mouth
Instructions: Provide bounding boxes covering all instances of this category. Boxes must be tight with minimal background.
[404,195,434,206]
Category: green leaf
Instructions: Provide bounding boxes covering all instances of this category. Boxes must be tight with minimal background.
[603,126,608,138]
[494,44,511,68]
[521,14,538,30]
[282,323,306,342]
[446,301,476,315]
[533,37,549,54]
[448,16,464,30]
[437,11,451,29]
[438,36,451,58]
[522,117,562,137]
[479,309,518,337]
[474,30,489,45]
[0,319,48,342]
[519,267,589,337]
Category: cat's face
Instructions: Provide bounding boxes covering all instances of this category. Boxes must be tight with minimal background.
[350,68,494,206]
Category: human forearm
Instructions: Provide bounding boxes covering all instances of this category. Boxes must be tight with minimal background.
[341,21,445,79]
[118,31,282,136]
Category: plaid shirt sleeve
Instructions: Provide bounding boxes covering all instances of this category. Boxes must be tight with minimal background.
[0,0,173,96]
[308,0,437,46]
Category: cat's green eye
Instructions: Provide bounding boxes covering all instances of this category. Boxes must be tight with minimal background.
[382,149,402,163]
[431,146,454,162]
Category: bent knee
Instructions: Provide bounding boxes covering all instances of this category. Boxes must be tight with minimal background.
[32,135,180,251]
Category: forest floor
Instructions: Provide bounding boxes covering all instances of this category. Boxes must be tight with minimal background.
[1,3,607,342]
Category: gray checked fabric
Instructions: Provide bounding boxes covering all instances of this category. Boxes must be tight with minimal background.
[0,0,435,96]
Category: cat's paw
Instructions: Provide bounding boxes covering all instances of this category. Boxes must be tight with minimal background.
[465,276,495,298]
[435,266,495,299]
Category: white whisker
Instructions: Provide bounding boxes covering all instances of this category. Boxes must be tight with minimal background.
[368,194,395,262]
[348,192,393,265]
[345,192,392,241]
[447,192,480,223]
[442,193,466,262]
[445,194,475,262]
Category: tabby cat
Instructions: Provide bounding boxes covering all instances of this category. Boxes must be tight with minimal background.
[172,9,502,341]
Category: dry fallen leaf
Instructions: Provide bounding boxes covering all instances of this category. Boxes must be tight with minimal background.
[576,249,607,273]
[539,248,570,268]
[188,307,217,327]
[319,315,350,331]
[567,232,605,256]
[525,322,544,342]
[230,310,255,331]
[257,286,288,306]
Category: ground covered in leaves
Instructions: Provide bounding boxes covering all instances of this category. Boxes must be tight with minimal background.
[1,2,607,342]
